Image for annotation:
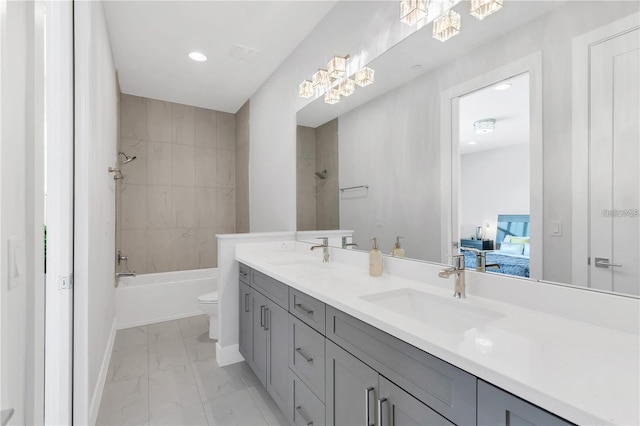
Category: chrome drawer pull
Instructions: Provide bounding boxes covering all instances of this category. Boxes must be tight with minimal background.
[377,398,387,426]
[264,308,270,331]
[365,387,374,426]
[295,347,314,363]
[296,406,313,426]
[260,305,265,327]
[244,293,250,312]
[295,303,314,316]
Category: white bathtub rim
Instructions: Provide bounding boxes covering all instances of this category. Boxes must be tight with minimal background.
[118,267,218,287]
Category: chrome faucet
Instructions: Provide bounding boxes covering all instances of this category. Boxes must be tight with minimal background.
[341,236,358,249]
[439,254,466,298]
[310,237,330,263]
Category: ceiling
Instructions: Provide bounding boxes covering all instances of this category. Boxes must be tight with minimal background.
[459,72,529,155]
[102,1,337,113]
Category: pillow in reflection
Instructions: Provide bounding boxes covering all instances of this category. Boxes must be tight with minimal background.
[502,235,512,243]
[523,243,530,257]
[499,242,525,255]
[510,236,530,244]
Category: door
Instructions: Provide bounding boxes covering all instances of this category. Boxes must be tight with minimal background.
[378,376,453,426]
[44,0,74,423]
[325,340,378,426]
[238,281,252,361]
[589,27,640,295]
[266,301,289,415]
[251,290,268,386]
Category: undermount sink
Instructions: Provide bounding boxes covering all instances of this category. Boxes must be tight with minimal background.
[360,288,504,333]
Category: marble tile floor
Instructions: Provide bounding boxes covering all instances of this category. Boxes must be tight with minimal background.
[97,315,290,426]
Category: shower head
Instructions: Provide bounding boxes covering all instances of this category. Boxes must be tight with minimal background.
[118,151,137,165]
[315,169,327,179]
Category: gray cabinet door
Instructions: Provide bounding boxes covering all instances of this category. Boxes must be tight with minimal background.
[378,376,454,426]
[326,340,378,426]
[238,281,252,363]
[266,300,290,416]
[477,381,574,426]
[251,290,268,386]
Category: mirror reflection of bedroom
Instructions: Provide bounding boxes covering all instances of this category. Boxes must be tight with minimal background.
[458,72,531,277]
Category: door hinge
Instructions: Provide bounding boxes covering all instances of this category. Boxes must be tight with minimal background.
[59,274,73,290]
[587,257,591,266]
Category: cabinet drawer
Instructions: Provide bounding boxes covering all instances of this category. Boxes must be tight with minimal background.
[290,288,326,334]
[289,316,325,402]
[477,380,574,426]
[291,371,326,426]
[239,262,250,284]
[251,269,289,308]
[326,306,476,426]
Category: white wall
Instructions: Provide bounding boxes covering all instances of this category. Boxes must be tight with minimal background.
[74,2,119,424]
[249,1,416,232]
[460,144,530,241]
[0,1,45,424]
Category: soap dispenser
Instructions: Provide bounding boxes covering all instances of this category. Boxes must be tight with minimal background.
[391,236,405,257]
[369,237,383,277]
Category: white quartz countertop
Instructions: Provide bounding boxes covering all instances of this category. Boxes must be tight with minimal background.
[235,242,639,426]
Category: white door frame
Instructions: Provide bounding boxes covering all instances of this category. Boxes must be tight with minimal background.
[571,12,640,290]
[440,52,544,280]
[44,0,74,423]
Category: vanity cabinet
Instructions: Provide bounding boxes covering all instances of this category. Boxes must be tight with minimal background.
[477,381,574,426]
[239,268,290,417]
[237,263,574,426]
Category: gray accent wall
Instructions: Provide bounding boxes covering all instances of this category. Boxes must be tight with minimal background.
[117,94,236,273]
[236,100,250,234]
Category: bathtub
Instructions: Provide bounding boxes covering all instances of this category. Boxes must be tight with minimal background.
[115,268,217,329]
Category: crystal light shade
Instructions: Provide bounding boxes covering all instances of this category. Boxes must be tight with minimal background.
[355,67,375,87]
[312,69,330,88]
[474,118,496,134]
[470,0,503,20]
[299,80,314,98]
[327,55,348,80]
[400,0,429,26]
[433,9,461,42]
[324,88,340,105]
[339,79,356,97]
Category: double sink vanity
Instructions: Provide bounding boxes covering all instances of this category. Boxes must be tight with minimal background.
[234,241,638,426]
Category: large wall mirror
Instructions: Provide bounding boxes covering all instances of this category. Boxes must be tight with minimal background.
[296,1,640,297]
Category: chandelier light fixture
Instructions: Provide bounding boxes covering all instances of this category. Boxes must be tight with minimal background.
[469,0,503,20]
[400,0,429,26]
[298,55,375,104]
[355,67,375,87]
[474,118,496,134]
[432,9,461,42]
[299,80,314,98]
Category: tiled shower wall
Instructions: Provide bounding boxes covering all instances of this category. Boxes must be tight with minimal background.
[296,119,339,231]
[117,94,236,274]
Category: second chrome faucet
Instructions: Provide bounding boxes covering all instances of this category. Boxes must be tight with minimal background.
[310,237,330,263]
[439,254,466,298]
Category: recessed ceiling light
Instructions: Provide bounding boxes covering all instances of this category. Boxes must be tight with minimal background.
[188,52,207,62]
[494,82,511,91]
[468,141,477,145]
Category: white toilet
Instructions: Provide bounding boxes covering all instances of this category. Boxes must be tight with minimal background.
[197,291,219,340]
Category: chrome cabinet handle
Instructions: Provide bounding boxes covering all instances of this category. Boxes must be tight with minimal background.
[365,387,374,426]
[295,347,313,363]
[239,269,248,276]
[260,305,265,327]
[264,308,270,331]
[296,406,313,426]
[244,293,249,312]
[295,303,314,316]
[595,257,622,268]
[377,398,387,426]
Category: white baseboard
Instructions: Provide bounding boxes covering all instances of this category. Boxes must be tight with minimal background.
[89,317,117,425]
[216,343,244,367]
[116,310,204,330]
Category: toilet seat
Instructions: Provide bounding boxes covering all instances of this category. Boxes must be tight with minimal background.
[198,291,218,304]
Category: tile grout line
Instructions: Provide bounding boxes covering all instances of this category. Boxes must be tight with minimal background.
[181,318,212,425]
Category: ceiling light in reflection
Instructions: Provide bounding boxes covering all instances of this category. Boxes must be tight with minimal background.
[355,67,375,87]
[494,82,512,91]
[188,52,207,62]
[299,80,314,98]
[400,0,429,26]
[324,88,340,105]
[433,9,461,42]
[470,0,503,20]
